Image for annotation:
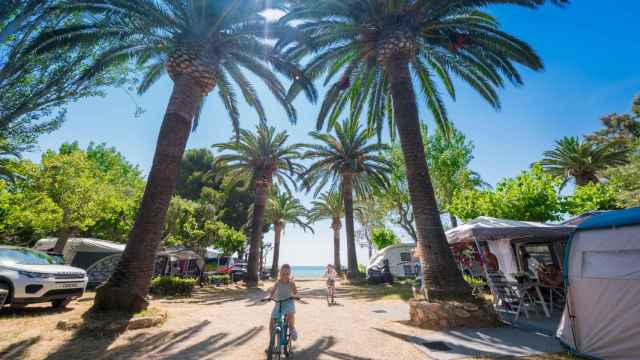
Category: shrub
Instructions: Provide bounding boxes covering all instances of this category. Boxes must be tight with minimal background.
[150,276,196,297]
[464,274,485,287]
[209,274,231,286]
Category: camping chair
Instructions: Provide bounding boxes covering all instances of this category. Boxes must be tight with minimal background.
[487,272,538,323]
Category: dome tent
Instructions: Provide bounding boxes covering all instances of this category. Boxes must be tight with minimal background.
[557,207,640,360]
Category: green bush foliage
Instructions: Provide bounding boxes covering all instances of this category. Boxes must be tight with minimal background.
[209,274,231,285]
[150,276,196,297]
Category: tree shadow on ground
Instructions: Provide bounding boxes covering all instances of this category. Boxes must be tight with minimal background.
[293,336,375,360]
[158,286,268,307]
[0,305,73,317]
[0,336,40,360]
[42,317,265,360]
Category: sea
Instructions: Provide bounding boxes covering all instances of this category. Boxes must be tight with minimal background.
[291,266,325,279]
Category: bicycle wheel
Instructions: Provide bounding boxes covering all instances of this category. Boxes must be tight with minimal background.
[268,328,280,360]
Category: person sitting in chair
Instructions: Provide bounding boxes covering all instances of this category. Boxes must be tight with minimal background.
[483,246,500,273]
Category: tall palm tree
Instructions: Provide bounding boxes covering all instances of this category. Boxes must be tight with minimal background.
[302,117,390,278]
[264,188,312,278]
[282,0,558,299]
[27,0,313,312]
[308,191,344,274]
[541,136,630,189]
[214,124,305,286]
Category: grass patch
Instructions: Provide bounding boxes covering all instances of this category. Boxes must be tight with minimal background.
[133,307,164,318]
[342,282,414,301]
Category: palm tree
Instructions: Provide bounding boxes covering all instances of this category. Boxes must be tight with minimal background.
[264,188,312,278]
[282,0,560,299]
[302,117,390,278]
[214,124,305,286]
[308,191,344,274]
[541,136,630,189]
[27,0,313,312]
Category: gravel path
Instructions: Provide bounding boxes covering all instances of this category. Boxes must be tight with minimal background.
[2,280,430,360]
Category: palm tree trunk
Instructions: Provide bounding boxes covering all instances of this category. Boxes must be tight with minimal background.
[342,172,359,278]
[93,76,203,313]
[247,181,270,286]
[387,60,471,300]
[270,223,282,278]
[331,218,342,274]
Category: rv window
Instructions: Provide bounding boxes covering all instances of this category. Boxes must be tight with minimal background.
[400,252,412,262]
[519,243,555,276]
[403,265,413,277]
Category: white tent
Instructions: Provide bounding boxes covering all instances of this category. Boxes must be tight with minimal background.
[446,217,573,281]
[557,207,640,360]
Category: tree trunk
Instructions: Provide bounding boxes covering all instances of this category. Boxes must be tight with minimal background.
[450,213,458,228]
[246,180,270,286]
[387,60,471,300]
[270,223,282,278]
[331,218,342,274]
[342,172,359,278]
[53,224,71,254]
[93,76,203,313]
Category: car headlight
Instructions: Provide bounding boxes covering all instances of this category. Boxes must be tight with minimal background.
[18,270,54,279]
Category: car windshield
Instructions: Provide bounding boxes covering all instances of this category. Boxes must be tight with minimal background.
[0,248,58,266]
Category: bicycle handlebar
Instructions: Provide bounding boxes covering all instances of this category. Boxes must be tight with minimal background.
[261,296,300,303]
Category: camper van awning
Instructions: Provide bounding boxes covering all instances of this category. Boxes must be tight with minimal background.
[446,216,574,244]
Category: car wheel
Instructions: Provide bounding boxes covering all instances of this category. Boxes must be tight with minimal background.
[0,282,11,307]
[51,298,72,309]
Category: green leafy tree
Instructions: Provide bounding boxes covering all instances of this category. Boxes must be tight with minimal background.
[175,148,254,231]
[29,0,312,312]
[0,162,61,246]
[60,142,145,242]
[540,136,630,189]
[371,228,399,251]
[215,124,305,286]
[308,191,344,273]
[264,188,312,277]
[605,149,640,208]
[451,165,562,222]
[427,127,485,227]
[586,95,640,150]
[302,118,390,278]
[282,0,561,299]
[176,149,217,200]
[163,195,246,256]
[1,1,131,153]
[562,183,620,216]
[38,150,106,252]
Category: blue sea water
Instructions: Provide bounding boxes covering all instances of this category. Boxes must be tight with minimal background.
[291,266,325,279]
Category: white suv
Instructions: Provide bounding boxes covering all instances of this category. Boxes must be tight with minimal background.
[0,246,88,308]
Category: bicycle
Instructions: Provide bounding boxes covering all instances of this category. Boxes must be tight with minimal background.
[326,279,336,305]
[262,296,300,360]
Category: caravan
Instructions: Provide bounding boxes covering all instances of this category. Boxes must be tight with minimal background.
[366,243,417,279]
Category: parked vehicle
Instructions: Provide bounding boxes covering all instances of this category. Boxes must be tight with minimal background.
[230,262,247,282]
[366,243,417,280]
[0,246,88,308]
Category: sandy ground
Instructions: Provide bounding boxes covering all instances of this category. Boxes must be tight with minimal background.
[0,280,573,360]
[1,280,425,359]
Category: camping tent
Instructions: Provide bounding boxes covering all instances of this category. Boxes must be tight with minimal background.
[154,248,204,277]
[557,207,640,360]
[446,217,573,281]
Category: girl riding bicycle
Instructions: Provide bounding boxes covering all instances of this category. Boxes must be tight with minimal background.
[323,264,337,303]
[267,264,299,340]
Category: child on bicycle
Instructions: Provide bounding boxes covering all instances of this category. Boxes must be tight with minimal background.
[267,264,299,340]
[323,264,337,301]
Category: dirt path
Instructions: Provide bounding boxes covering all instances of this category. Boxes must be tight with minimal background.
[2,280,430,360]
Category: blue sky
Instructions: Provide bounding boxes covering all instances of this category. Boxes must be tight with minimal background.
[27,2,640,267]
